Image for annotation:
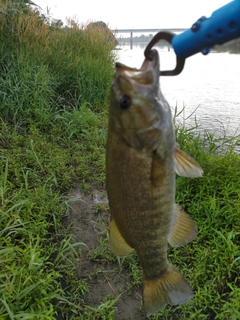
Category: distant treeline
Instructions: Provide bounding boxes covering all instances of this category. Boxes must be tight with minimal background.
[117,34,169,46]
[117,34,155,43]
[117,34,240,53]
[214,38,240,54]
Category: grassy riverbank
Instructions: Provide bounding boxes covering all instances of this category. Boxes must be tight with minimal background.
[0,2,115,318]
[0,3,240,319]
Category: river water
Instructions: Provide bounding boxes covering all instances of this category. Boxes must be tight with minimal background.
[116,44,240,140]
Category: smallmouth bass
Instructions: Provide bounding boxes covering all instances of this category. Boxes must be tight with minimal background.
[106,49,203,316]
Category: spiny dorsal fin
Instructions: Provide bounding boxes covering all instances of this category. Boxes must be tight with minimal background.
[168,204,198,247]
[175,145,203,178]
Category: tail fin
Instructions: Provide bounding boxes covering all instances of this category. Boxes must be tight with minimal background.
[143,264,193,316]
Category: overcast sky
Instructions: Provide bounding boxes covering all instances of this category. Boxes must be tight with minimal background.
[33,0,231,29]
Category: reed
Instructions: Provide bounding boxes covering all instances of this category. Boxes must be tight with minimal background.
[0,0,115,128]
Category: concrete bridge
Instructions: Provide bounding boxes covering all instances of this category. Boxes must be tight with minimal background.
[111,28,187,49]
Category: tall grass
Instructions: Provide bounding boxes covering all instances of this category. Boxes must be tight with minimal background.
[0,1,114,318]
[0,1,115,128]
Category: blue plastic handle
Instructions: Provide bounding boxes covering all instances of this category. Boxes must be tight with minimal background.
[172,0,240,60]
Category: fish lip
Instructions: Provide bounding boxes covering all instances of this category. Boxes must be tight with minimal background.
[115,62,138,72]
[140,49,160,77]
[115,50,160,83]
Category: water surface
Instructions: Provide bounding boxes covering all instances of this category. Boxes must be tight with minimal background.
[117,45,240,138]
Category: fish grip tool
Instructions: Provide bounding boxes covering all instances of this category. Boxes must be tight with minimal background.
[144,0,240,76]
[144,31,185,76]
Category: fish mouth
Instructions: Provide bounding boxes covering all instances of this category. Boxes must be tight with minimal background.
[115,49,160,85]
[113,49,162,152]
[140,49,159,73]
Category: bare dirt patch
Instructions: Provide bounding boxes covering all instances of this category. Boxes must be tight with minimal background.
[62,185,147,319]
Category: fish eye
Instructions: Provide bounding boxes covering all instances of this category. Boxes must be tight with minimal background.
[119,94,131,110]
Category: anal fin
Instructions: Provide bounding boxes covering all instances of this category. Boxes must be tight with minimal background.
[109,217,133,257]
[168,204,198,247]
[143,264,193,316]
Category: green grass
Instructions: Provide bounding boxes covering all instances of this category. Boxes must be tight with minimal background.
[0,2,240,319]
[166,122,240,319]
[0,1,114,318]
[78,295,121,320]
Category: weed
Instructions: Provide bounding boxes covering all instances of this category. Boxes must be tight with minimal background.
[79,295,121,320]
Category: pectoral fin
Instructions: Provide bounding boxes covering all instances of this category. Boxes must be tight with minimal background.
[109,217,134,257]
[168,204,198,247]
[175,145,203,177]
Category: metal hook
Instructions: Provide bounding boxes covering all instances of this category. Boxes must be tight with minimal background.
[144,31,185,76]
